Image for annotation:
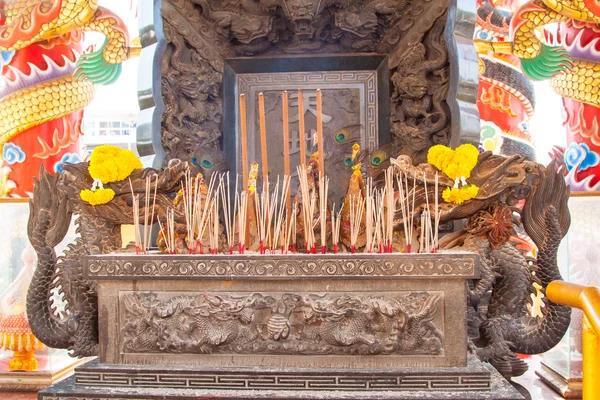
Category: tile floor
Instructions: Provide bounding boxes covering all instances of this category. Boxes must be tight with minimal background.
[0,356,574,399]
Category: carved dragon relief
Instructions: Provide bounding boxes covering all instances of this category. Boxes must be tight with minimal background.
[160,0,450,166]
[121,291,443,355]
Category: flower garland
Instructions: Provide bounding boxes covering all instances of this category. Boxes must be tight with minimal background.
[80,145,142,206]
[427,144,480,205]
[80,187,115,205]
[88,145,142,184]
[442,185,479,205]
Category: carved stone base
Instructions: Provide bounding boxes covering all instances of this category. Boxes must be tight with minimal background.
[38,357,525,399]
[536,362,582,399]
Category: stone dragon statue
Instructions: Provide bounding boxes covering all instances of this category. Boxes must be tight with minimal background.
[394,151,572,378]
[26,160,186,357]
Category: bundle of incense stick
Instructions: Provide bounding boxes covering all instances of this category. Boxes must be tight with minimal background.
[284,202,297,254]
[349,195,365,254]
[297,166,316,253]
[129,177,158,254]
[209,198,220,254]
[182,171,201,254]
[194,173,219,254]
[434,171,440,252]
[270,176,291,253]
[396,172,410,253]
[319,175,329,254]
[422,171,441,253]
[373,189,385,253]
[254,180,270,254]
[235,186,249,254]
[266,176,281,252]
[384,168,395,253]
[331,203,343,254]
[131,193,141,253]
[219,173,236,254]
[396,173,417,253]
[158,208,176,254]
[365,179,374,253]
[144,175,158,253]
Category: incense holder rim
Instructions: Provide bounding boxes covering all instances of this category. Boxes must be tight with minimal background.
[85,251,479,280]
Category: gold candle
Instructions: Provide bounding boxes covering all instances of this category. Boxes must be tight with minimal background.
[316,89,324,177]
[298,89,306,167]
[239,94,249,189]
[258,92,268,185]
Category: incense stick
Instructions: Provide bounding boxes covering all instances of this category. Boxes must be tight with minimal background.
[365,179,374,253]
[319,175,328,254]
[396,173,410,252]
[385,168,394,252]
[272,176,291,252]
[240,94,249,189]
[316,89,324,177]
[158,208,176,254]
[282,91,291,215]
[298,90,306,167]
[220,172,236,254]
[297,165,315,253]
[129,178,142,253]
[331,203,343,254]
[284,203,297,254]
[236,187,248,254]
[258,92,269,185]
[434,172,440,252]
[349,195,365,254]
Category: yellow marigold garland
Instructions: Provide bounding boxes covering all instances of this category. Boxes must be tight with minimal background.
[427,144,481,205]
[442,185,479,205]
[88,144,142,184]
[79,145,142,206]
[427,144,479,180]
[80,188,116,206]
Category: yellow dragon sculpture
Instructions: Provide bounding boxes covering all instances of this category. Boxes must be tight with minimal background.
[0,1,140,159]
[475,0,600,107]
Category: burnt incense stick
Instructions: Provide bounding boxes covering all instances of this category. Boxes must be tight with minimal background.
[298,90,306,167]
[258,92,269,185]
[240,94,249,189]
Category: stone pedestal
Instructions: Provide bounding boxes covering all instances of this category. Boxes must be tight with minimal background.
[38,252,523,399]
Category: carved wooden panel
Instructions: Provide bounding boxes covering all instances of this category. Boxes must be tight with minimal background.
[160,0,454,167]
